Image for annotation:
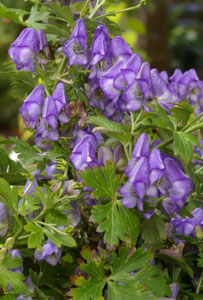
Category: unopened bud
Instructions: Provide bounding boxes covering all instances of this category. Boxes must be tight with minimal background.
[195,225,203,240]
[5,237,15,249]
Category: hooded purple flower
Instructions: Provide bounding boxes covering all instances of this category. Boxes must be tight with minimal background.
[53,82,69,123]
[64,18,88,66]
[111,36,132,62]
[151,68,178,112]
[35,239,61,266]
[0,202,8,237]
[19,85,45,129]
[89,25,111,80]
[35,96,59,148]
[119,133,193,216]
[70,134,98,170]
[170,207,203,239]
[9,28,49,72]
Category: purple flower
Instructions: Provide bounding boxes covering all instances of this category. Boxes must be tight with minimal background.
[151,68,177,112]
[19,85,45,129]
[111,36,132,62]
[53,82,69,123]
[120,133,193,216]
[194,139,203,165]
[89,25,111,80]
[70,134,98,170]
[170,207,203,239]
[0,202,8,237]
[35,96,59,148]
[9,28,49,72]
[64,18,88,66]
[35,239,61,266]
[65,202,81,227]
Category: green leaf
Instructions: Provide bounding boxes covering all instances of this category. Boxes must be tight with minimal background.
[0,256,27,293]
[80,162,120,200]
[88,115,124,132]
[25,6,50,30]
[197,253,203,267]
[140,214,166,245]
[45,210,70,227]
[108,281,155,300]
[44,3,74,25]
[91,201,139,246]
[9,137,41,165]
[0,295,16,300]
[43,229,76,248]
[0,3,27,25]
[69,276,105,300]
[0,178,18,210]
[174,131,194,162]
[109,248,169,299]
[171,102,194,124]
[24,222,45,248]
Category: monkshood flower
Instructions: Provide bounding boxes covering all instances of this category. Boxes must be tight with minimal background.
[151,68,178,112]
[19,85,45,129]
[188,80,203,115]
[0,202,8,237]
[70,134,98,170]
[35,96,59,148]
[111,36,132,62]
[170,207,203,239]
[9,28,49,71]
[35,239,61,266]
[89,25,111,80]
[53,82,69,123]
[64,18,88,66]
[120,133,193,215]
[170,68,199,100]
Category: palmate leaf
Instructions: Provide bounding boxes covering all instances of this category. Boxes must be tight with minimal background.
[0,256,27,294]
[174,131,199,163]
[0,178,18,210]
[69,247,170,300]
[80,162,120,200]
[25,6,50,30]
[91,201,139,246]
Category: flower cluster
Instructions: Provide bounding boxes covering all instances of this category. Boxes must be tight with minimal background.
[119,133,193,216]
[170,207,203,239]
[19,82,69,149]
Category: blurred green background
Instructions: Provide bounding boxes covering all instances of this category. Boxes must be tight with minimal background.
[0,0,203,137]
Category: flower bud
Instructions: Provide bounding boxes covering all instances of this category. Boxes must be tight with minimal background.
[114,145,127,171]
[195,225,203,240]
[98,146,113,166]
[5,237,15,249]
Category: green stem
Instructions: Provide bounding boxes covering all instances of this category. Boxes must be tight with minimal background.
[80,0,91,17]
[93,0,146,20]
[14,214,23,240]
[123,144,131,161]
[89,0,106,19]
[196,270,203,294]
[185,123,203,134]
[53,56,68,92]
[155,137,173,149]
[182,112,203,132]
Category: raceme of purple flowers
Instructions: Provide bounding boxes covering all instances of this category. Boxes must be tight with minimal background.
[10,19,203,126]
[119,133,193,216]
